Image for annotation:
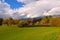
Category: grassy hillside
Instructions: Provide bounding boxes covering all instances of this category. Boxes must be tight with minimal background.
[0,26,60,40]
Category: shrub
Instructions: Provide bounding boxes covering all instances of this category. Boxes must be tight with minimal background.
[17,20,28,27]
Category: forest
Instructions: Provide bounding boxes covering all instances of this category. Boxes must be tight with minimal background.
[0,16,60,27]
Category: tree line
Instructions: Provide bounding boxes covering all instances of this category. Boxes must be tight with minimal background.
[0,16,60,27]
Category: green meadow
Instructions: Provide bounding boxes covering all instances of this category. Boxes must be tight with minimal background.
[0,26,60,40]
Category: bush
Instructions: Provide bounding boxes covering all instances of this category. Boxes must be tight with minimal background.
[18,23,28,27]
[17,20,28,27]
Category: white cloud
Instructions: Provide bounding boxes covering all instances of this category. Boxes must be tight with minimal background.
[46,7,60,16]
[0,1,14,19]
[1,0,60,19]
[17,0,60,4]
[17,0,60,18]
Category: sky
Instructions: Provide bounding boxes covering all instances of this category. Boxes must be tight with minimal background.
[5,0,25,9]
[0,0,60,19]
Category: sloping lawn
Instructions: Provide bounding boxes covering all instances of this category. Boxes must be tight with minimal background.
[0,26,60,40]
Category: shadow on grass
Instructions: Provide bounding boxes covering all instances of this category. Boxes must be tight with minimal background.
[18,25,51,28]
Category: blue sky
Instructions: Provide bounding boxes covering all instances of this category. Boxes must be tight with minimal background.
[5,0,25,9]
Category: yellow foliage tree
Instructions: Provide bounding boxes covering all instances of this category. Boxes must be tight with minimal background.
[40,16,48,25]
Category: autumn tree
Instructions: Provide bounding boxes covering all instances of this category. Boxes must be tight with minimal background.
[49,16,60,27]
[34,21,41,25]
[2,18,14,25]
[40,16,49,25]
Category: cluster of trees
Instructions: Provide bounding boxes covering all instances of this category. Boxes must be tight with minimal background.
[0,16,60,27]
[35,16,60,27]
[0,18,33,27]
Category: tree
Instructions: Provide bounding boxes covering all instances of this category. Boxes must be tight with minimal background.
[49,17,60,27]
[17,20,28,27]
[34,21,40,25]
[40,16,49,25]
[2,18,14,25]
[0,18,3,25]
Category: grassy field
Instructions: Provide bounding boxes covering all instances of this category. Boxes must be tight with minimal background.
[0,26,60,40]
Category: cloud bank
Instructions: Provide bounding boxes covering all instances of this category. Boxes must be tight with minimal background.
[17,0,60,18]
[0,0,60,19]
